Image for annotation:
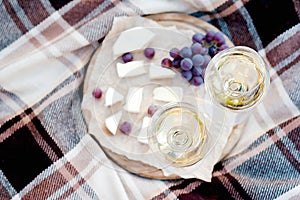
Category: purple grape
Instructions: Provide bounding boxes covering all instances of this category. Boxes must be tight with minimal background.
[190,75,204,86]
[161,58,172,68]
[202,55,211,68]
[169,48,181,59]
[192,33,204,43]
[147,105,158,116]
[191,66,202,76]
[218,44,229,51]
[92,88,102,99]
[119,121,131,134]
[192,54,204,68]
[181,70,193,81]
[180,47,193,58]
[200,47,209,55]
[172,58,181,68]
[191,43,203,55]
[204,30,216,42]
[213,32,226,46]
[202,67,206,78]
[122,52,133,63]
[180,58,193,71]
[144,48,155,59]
[208,46,218,57]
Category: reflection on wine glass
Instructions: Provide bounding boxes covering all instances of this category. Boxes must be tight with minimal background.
[147,102,207,167]
[204,46,270,125]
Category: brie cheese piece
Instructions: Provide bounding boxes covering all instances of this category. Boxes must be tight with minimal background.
[137,116,151,144]
[116,61,147,78]
[149,64,176,80]
[153,86,183,102]
[105,111,122,135]
[105,87,124,106]
[124,87,143,113]
[112,27,155,57]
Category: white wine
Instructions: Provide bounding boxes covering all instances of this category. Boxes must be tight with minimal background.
[149,103,206,167]
[205,46,269,111]
[213,54,265,109]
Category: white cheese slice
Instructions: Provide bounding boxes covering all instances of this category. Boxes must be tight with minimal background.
[138,116,151,144]
[149,64,176,80]
[105,87,124,107]
[153,86,183,102]
[116,61,147,78]
[124,87,143,113]
[105,111,122,135]
[112,27,155,57]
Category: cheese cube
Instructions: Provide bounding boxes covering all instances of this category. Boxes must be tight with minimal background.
[116,61,147,78]
[153,86,183,102]
[105,87,124,106]
[105,111,122,135]
[124,87,143,113]
[112,27,155,57]
[137,116,151,144]
[149,64,176,80]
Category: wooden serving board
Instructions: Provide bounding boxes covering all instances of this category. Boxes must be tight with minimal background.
[83,13,233,180]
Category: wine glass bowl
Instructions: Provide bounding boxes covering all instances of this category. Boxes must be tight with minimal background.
[148,102,207,167]
[204,46,270,112]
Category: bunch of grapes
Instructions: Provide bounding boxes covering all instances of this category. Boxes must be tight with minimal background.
[161,30,229,86]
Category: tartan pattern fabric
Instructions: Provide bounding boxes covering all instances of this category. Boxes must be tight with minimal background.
[151,116,300,200]
[0,0,299,199]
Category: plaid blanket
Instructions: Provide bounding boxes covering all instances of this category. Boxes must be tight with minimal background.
[0,0,299,199]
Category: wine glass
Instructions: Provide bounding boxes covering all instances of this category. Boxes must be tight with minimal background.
[147,102,207,167]
[204,46,270,125]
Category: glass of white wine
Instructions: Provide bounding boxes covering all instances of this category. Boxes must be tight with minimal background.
[147,102,207,167]
[204,46,270,125]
